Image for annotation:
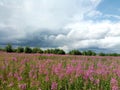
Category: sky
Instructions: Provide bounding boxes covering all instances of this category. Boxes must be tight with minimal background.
[0,0,120,53]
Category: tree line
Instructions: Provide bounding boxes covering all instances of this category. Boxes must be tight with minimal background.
[0,44,120,56]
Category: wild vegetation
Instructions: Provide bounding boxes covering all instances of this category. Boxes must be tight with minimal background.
[0,44,120,56]
[0,52,120,90]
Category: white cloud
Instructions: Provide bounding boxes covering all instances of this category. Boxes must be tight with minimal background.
[1,0,120,52]
[0,0,102,30]
[53,20,120,52]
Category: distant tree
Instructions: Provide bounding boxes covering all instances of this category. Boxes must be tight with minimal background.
[91,51,96,56]
[86,50,93,56]
[37,48,43,54]
[99,52,106,56]
[107,53,118,56]
[54,49,61,54]
[17,47,24,53]
[69,50,82,55]
[112,53,118,56]
[32,47,39,53]
[50,49,55,54]
[5,44,13,52]
[24,46,32,53]
[32,47,43,54]
[13,48,17,52]
[44,49,51,54]
[82,50,96,56]
[82,51,87,56]
[57,49,65,55]
[44,48,65,55]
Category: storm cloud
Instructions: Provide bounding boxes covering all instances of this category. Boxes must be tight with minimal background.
[0,0,120,52]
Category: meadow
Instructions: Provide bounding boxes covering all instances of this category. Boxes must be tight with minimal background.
[0,52,120,90]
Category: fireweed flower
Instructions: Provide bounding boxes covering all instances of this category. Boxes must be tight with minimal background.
[17,76,23,81]
[45,75,49,82]
[8,82,14,87]
[66,65,74,75]
[8,72,13,77]
[95,79,100,85]
[18,83,27,90]
[29,70,33,78]
[51,82,58,90]
[111,78,119,90]
[111,78,118,85]
[12,57,17,62]
[112,86,119,90]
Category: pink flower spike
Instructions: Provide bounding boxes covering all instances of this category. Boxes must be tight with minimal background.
[51,82,58,90]
[18,83,27,90]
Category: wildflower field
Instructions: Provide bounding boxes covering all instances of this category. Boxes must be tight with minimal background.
[0,52,120,90]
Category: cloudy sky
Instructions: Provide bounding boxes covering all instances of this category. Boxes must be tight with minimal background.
[0,0,120,52]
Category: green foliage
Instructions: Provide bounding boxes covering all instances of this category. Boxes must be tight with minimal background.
[13,48,17,52]
[2,44,120,56]
[57,49,65,55]
[53,49,65,55]
[86,50,93,56]
[44,49,51,54]
[99,52,120,56]
[69,50,82,55]
[82,50,96,56]
[32,47,39,53]
[106,53,119,56]
[32,47,43,54]
[99,52,106,56]
[17,47,24,53]
[86,50,95,56]
[82,51,87,56]
[37,49,43,54]
[24,46,32,53]
[44,49,65,55]
[5,44,13,52]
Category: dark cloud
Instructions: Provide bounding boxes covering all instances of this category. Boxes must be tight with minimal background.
[0,0,120,53]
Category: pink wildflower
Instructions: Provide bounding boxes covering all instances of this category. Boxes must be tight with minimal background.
[8,72,13,77]
[95,79,100,85]
[18,83,27,90]
[111,78,118,85]
[8,82,14,87]
[112,86,119,90]
[13,57,17,62]
[45,75,49,82]
[17,76,23,81]
[111,78,119,90]
[51,82,58,90]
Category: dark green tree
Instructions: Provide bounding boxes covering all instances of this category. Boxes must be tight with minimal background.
[17,47,24,53]
[32,47,39,53]
[24,46,32,53]
[82,51,87,56]
[32,47,43,54]
[37,48,43,54]
[57,49,65,55]
[86,50,93,56]
[5,44,13,52]
[44,49,51,54]
[69,50,82,55]
[99,52,106,56]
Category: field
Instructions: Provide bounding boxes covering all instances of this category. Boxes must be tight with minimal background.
[0,52,120,90]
